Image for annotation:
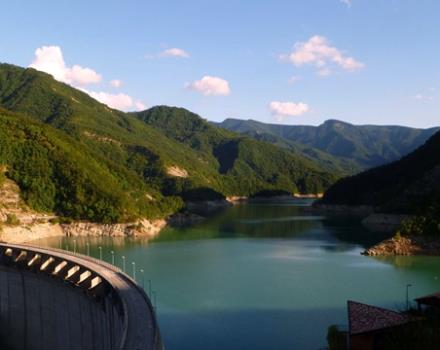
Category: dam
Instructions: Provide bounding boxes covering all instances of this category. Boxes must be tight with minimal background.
[0,243,163,350]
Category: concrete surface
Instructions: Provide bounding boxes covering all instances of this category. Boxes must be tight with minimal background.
[0,243,163,350]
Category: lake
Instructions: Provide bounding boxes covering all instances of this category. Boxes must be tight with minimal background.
[39,199,440,350]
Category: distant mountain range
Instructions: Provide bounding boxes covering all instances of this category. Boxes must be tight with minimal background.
[1,63,437,225]
[0,63,335,223]
[215,118,439,174]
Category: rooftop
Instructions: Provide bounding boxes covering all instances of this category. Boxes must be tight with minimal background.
[348,300,410,335]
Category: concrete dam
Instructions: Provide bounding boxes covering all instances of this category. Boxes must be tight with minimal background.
[0,243,163,350]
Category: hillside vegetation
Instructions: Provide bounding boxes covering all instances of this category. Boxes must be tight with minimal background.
[0,63,337,223]
[133,106,336,195]
[216,118,439,173]
[318,131,440,235]
[0,108,183,223]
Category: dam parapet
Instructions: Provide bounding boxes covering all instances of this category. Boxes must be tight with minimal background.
[0,243,163,350]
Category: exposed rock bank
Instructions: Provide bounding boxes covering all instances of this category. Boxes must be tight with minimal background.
[61,219,167,238]
[2,173,326,244]
[226,196,248,204]
[0,223,64,244]
[293,193,324,199]
[364,236,440,256]
[0,219,168,244]
[0,176,190,244]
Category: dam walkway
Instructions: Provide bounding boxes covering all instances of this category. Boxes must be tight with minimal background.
[0,242,163,350]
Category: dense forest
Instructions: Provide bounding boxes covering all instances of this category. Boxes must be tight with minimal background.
[318,131,440,235]
[0,63,337,223]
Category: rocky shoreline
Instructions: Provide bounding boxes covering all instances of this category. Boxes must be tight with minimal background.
[293,193,323,199]
[0,180,325,245]
[363,236,440,256]
[0,218,169,244]
[0,197,236,244]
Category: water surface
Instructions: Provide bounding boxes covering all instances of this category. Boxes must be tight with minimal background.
[40,200,440,350]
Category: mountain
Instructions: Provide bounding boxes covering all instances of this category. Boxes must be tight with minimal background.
[318,130,440,215]
[0,63,337,223]
[0,107,179,223]
[131,105,337,195]
[318,130,440,236]
[216,118,439,173]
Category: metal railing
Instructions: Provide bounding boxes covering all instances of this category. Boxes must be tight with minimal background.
[0,242,163,350]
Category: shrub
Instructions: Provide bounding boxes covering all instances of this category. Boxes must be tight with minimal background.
[400,204,440,237]
[5,213,20,226]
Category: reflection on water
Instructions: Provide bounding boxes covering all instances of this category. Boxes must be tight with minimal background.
[237,215,325,224]
[153,199,381,245]
[37,199,440,350]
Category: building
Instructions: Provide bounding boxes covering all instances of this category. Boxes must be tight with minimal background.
[347,300,410,350]
[415,291,440,310]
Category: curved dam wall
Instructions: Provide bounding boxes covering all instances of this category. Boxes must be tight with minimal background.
[0,243,163,350]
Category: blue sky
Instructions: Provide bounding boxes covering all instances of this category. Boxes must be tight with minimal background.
[1,0,439,127]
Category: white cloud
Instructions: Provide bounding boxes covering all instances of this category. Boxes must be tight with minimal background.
[110,79,122,88]
[29,45,145,112]
[135,101,147,110]
[145,47,190,59]
[269,101,309,121]
[83,89,146,111]
[29,46,101,86]
[160,48,190,58]
[340,0,352,7]
[280,35,364,75]
[186,76,231,96]
[87,91,134,110]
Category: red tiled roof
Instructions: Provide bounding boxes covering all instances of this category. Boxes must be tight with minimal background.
[415,291,440,302]
[348,300,410,335]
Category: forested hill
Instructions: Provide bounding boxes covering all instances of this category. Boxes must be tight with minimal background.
[318,130,440,215]
[0,63,337,223]
[132,105,337,194]
[216,118,439,173]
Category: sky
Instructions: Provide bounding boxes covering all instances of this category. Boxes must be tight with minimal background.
[1,0,439,128]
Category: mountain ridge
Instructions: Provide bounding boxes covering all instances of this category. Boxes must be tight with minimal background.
[317,129,440,237]
[0,63,337,223]
[215,118,439,173]
[318,130,440,213]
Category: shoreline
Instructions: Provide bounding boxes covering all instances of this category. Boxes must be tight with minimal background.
[0,218,168,245]
[0,193,336,244]
[312,203,440,256]
[363,235,440,256]
[0,194,325,245]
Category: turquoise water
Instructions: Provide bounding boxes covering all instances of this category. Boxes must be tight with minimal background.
[40,200,440,350]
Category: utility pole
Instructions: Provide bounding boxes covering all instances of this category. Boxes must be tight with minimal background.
[132,262,136,280]
[140,269,145,289]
